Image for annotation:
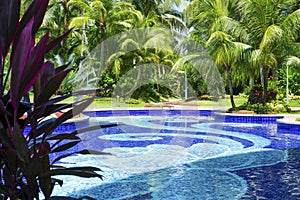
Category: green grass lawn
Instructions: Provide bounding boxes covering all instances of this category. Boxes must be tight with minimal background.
[86,96,250,109]
[30,92,300,109]
[191,96,248,107]
[285,99,300,107]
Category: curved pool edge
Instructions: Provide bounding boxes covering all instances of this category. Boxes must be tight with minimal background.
[214,112,284,124]
[277,117,300,134]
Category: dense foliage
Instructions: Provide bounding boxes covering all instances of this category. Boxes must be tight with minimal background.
[0,0,116,199]
[38,0,300,109]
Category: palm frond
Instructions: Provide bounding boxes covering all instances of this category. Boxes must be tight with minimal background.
[251,49,277,68]
[172,54,202,72]
[281,9,300,40]
[120,38,140,51]
[162,13,187,31]
[212,16,249,42]
[68,16,91,29]
[206,31,233,48]
[106,52,126,66]
[91,0,106,13]
[231,42,253,62]
[173,52,225,97]
[67,0,93,13]
[259,24,283,51]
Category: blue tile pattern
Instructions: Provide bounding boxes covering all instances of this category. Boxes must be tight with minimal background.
[43,110,300,199]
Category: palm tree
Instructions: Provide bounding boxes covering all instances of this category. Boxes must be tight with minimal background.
[67,0,140,47]
[108,26,174,98]
[237,0,300,104]
[206,31,251,108]
[128,0,187,31]
[41,0,76,58]
[184,0,248,108]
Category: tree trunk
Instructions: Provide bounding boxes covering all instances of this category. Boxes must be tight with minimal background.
[226,65,235,109]
[62,2,68,56]
[249,76,254,87]
[100,24,106,72]
[156,64,160,91]
[260,66,268,105]
[82,23,88,46]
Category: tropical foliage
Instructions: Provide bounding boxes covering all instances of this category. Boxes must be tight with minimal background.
[0,0,117,199]
[184,0,300,110]
[25,0,300,107]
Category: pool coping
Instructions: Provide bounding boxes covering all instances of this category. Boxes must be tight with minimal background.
[82,107,300,127]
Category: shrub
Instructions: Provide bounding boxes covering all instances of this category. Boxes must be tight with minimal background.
[248,85,277,104]
[267,89,277,102]
[0,1,113,199]
[248,85,263,104]
[97,74,116,97]
[232,101,291,114]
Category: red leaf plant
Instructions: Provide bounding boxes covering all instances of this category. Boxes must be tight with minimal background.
[0,1,112,199]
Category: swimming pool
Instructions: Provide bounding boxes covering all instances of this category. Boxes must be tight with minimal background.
[51,109,300,199]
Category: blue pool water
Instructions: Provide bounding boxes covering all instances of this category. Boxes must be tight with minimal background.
[50,110,300,199]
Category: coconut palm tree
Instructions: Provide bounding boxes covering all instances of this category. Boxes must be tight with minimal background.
[41,0,76,58]
[237,0,300,104]
[108,26,174,98]
[206,31,251,108]
[184,0,248,108]
[67,0,140,48]
[128,0,187,31]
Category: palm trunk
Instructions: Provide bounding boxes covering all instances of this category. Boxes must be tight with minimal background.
[249,76,254,87]
[162,65,165,77]
[226,65,235,109]
[82,23,88,46]
[157,64,161,78]
[260,66,267,105]
[100,24,106,72]
[156,64,160,91]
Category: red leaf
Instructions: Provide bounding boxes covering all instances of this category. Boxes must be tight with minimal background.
[19,0,49,36]
[45,29,72,53]
[35,68,72,106]
[20,32,50,97]
[40,61,55,91]
[0,0,20,57]
[10,18,34,110]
